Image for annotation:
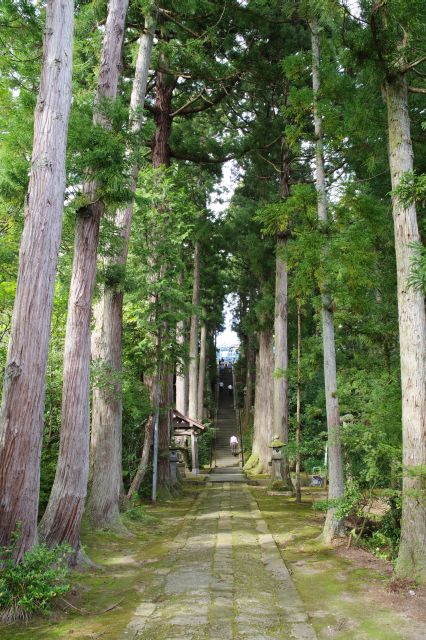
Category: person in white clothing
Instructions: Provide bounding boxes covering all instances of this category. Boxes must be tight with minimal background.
[230,435,238,455]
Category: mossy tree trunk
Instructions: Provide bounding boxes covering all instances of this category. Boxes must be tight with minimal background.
[295,301,302,504]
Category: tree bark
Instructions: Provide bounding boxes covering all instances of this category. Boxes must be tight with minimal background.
[197,319,207,421]
[88,8,156,530]
[311,18,345,542]
[244,334,254,430]
[145,56,176,493]
[175,319,188,414]
[188,241,200,420]
[385,76,426,582]
[157,368,172,492]
[39,0,129,557]
[295,301,302,504]
[0,0,74,560]
[251,328,274,473]
[152,63,175,169]
[273,236,292,490]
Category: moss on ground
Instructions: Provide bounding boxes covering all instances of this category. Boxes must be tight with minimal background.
[0,486,198,640]
[1,484,424,639]
[250,487,424,639]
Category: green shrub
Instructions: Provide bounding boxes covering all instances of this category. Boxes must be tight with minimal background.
[198,424,217,467]
[0,537,71,623]
[361,496,401,561]
[122,501,157,524]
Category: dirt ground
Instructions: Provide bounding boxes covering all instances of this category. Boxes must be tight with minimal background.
[337,546,426,625]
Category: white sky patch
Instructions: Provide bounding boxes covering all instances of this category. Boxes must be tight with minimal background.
[209,162,240,348]
[341,0,362,18]
[216,296,240,348]
[209,159,239,217]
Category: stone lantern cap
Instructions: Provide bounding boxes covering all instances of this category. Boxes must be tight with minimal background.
[270,435,286,448]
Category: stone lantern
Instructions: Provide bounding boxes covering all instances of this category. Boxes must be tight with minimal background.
[169,440,180,485]
[270,435,285,476]
[269,435,287,491]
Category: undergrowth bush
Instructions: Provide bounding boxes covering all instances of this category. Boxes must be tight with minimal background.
[198,424,217,467]
[314,484,402,562]
[0,535,71,623]
[122,502,157,524]
[360,496,401,561]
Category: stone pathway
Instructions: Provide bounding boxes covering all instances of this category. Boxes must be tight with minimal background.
[123,484,316,640]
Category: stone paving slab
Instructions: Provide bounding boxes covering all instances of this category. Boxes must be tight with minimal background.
[122,484,317,640]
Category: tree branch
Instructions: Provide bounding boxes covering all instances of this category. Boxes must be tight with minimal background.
[170,148,231,164]
[172,78,240,117]
[403,54,426,74]
[170,90,206,117]
[158,8,200,38]
[408,85,426,94]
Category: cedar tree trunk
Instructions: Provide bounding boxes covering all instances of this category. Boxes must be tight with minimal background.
[88,9,156,529]
[273,235,292,490]
[385,76,426,582]
[251,328,274,472]
[311,18,345,542]
[39,0,129,557]
[197,319,207,421]
[188,241,200,420]
[244,334,254,429]
[176,320,188,414]
[0,0,74,560]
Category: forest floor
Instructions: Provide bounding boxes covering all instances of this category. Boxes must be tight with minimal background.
[2,479,426,640]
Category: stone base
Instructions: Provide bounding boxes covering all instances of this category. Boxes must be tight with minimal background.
[267,490,293,497]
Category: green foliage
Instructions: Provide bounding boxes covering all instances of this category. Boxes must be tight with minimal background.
[91,361,123,402]
[313,480,363,519]
[0,535,71,623]
[407,243,426,294]
[197,424,217,468]
[393,171,426,207]
[122,501,157,524]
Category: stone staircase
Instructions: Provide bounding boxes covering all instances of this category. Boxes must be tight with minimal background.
[208,467,247,483]
[208,366,247,483]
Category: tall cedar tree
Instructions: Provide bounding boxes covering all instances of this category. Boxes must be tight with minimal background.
[39,0,129,560]
[0,0,74,560]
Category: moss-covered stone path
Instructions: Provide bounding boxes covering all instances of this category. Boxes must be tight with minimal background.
[3,482,426,639]
[123,484,316,640]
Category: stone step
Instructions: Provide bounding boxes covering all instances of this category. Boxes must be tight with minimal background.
[208,474,247,483]
[210,467,243,474]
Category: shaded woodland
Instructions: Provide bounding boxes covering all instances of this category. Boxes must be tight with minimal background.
[0,0,425,623]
